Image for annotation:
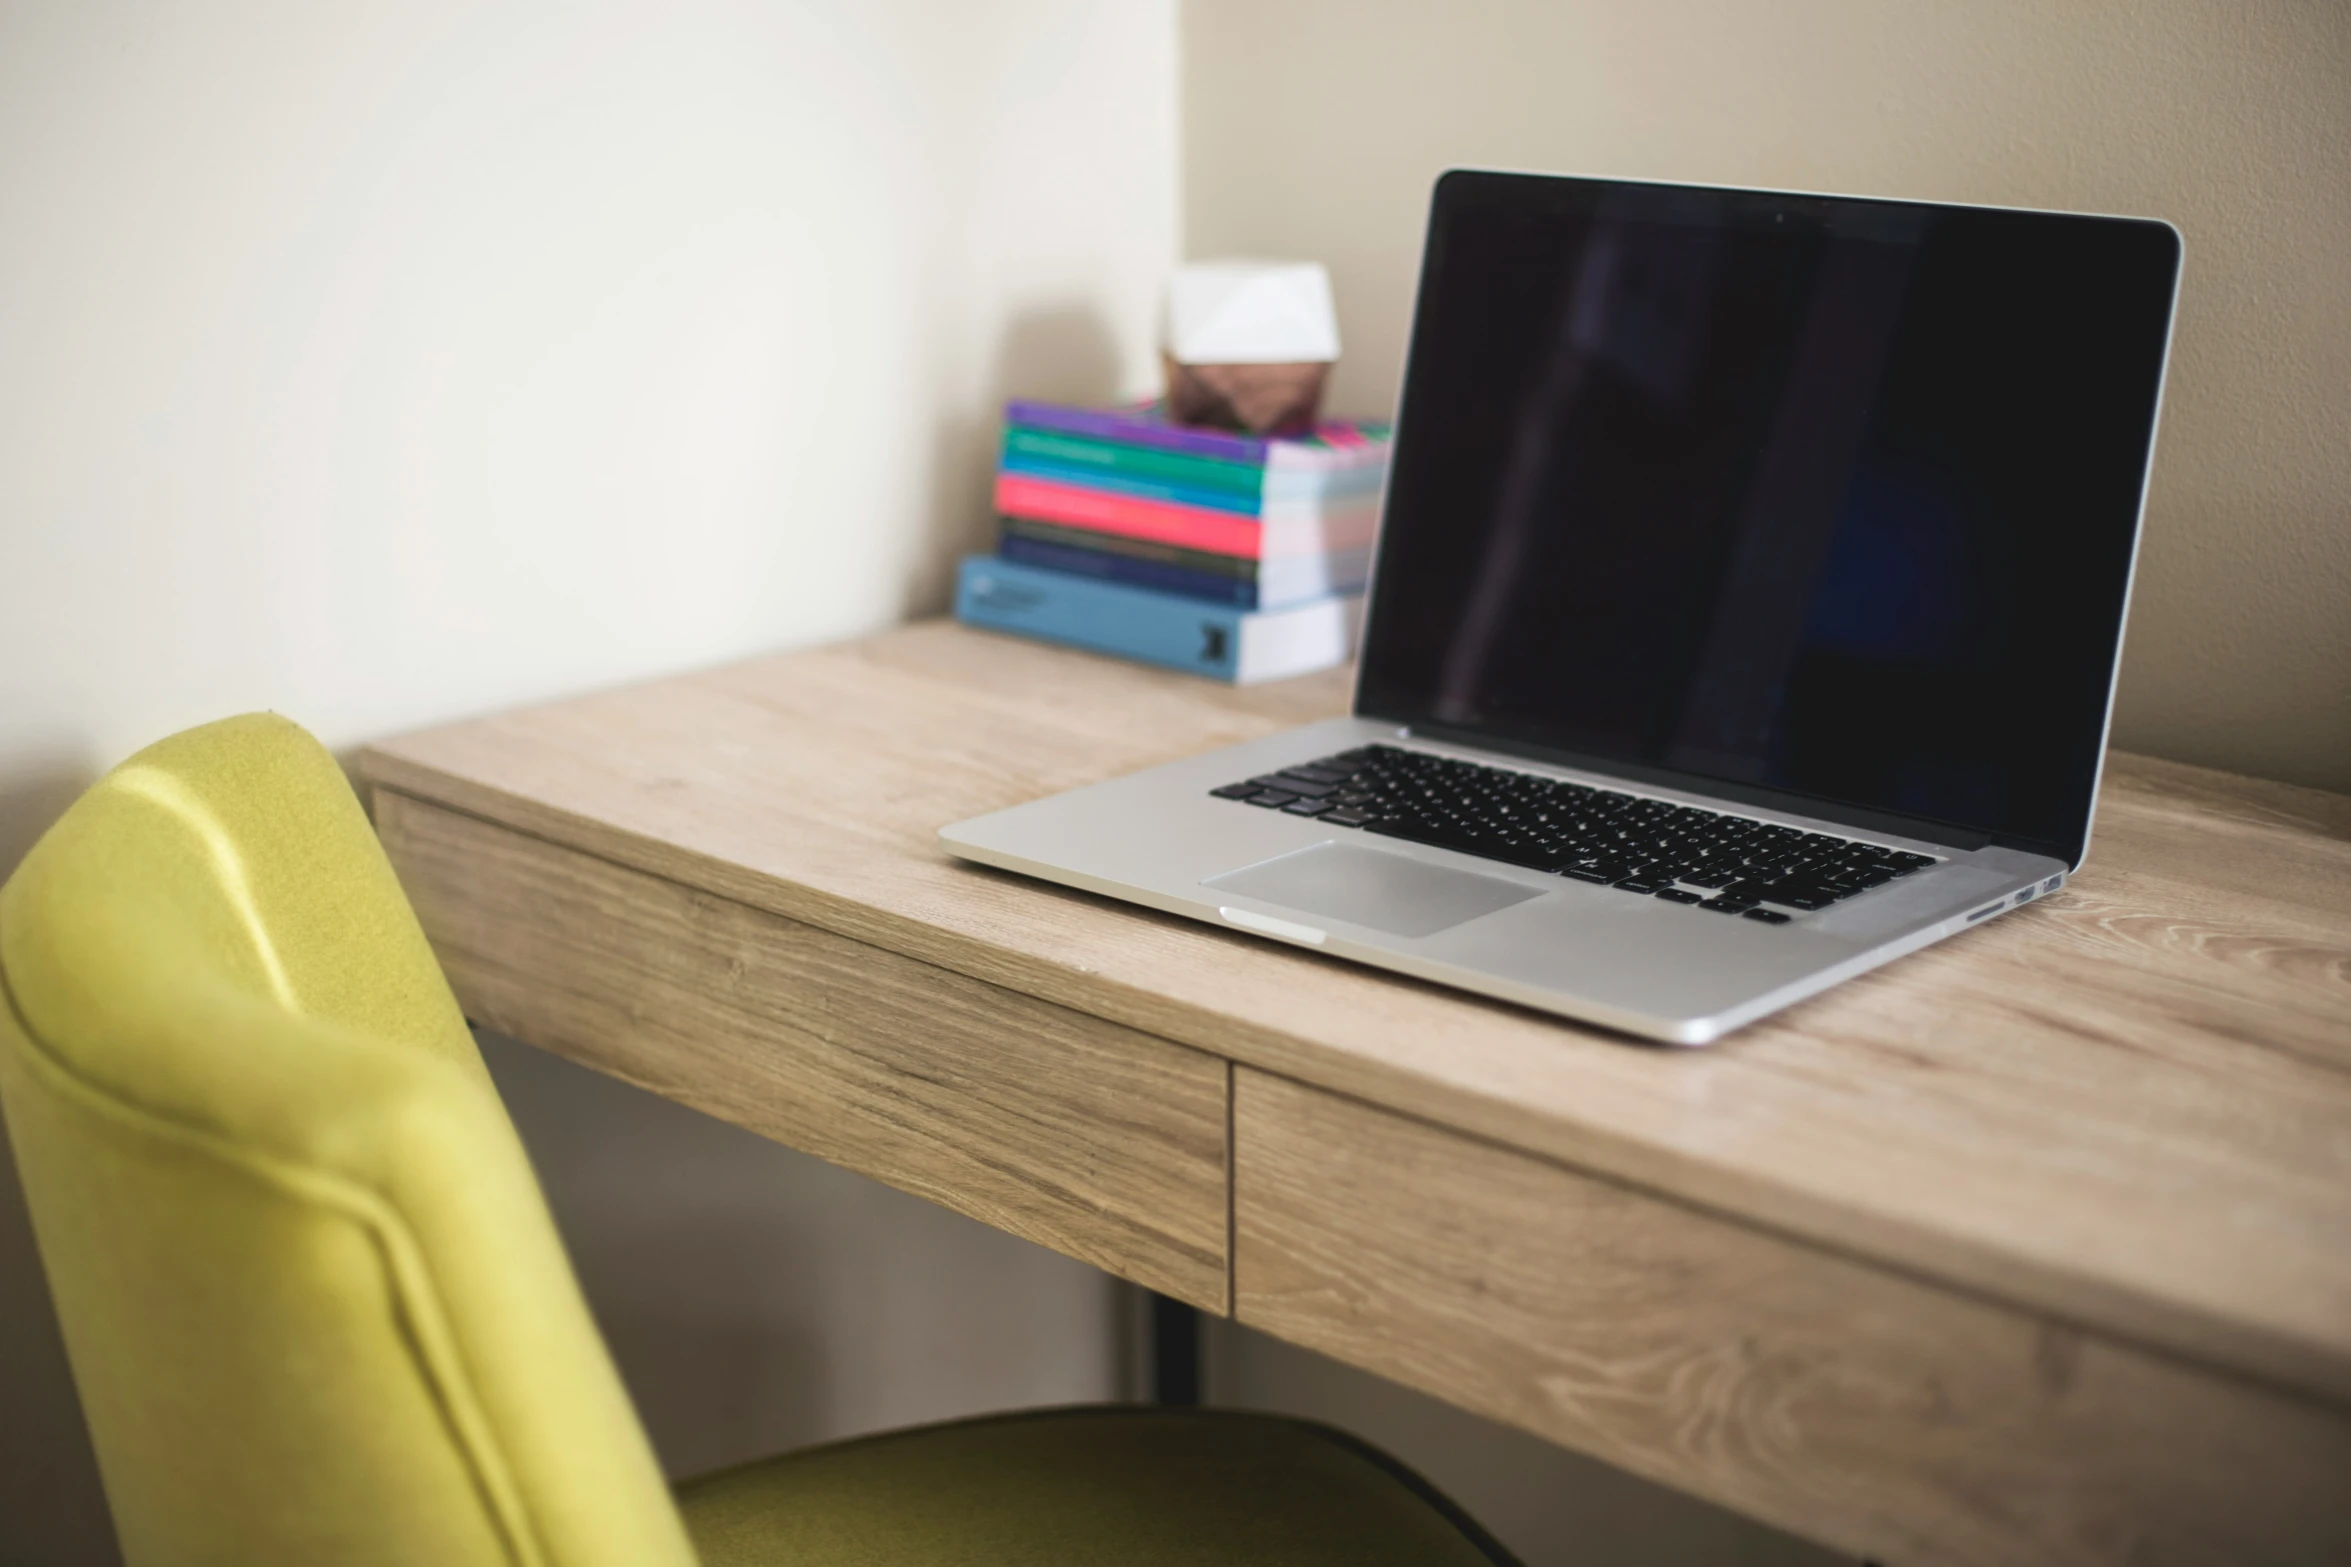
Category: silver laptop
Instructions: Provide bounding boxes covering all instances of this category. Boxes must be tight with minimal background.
[942,171,2181,1045]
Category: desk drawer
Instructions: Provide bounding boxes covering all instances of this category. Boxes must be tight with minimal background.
[378,792,1229,1311]
[1233,1067,2350,1567]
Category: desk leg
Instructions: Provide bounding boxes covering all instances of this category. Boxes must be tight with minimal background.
[1150,1292,1201,1406]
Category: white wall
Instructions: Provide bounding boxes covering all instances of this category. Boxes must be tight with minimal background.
[1184,0,2351,793]
[0,2,1176,1559]
[0,0,1174,817]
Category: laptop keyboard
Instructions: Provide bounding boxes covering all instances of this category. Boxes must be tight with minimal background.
[1210,744,1937,922]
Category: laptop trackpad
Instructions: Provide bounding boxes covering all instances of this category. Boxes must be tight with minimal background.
[1204,842,1544,940]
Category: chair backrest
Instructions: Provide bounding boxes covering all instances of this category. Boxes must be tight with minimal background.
[0,714,698,1567]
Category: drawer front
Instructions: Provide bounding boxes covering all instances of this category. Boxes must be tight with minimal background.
[379,791,1229,1311]
[1234,1067,2351,1567]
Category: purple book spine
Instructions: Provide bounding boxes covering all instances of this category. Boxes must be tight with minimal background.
[1005,400,1272,465]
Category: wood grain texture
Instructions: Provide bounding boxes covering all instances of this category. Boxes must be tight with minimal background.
[1233,1068,2351,1567]
[356,620,2351,1409]
[375,789,1229,1312]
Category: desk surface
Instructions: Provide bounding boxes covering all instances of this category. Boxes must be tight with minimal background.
[362,620,2351,1406]
[361,621,2351,1562]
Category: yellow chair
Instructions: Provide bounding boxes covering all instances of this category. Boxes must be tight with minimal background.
[0,714,1518,1567]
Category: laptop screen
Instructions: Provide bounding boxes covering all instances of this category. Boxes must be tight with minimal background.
[1357,172,2180,864]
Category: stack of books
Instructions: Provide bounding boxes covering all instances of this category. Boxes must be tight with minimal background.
[955,399,1391,683]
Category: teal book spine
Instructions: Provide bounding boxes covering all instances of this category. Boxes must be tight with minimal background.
[1003,427,1264,499]
[956,554,1248,678]
[1001,428,1386,508]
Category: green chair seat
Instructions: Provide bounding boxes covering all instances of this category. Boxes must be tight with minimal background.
[676,1407,1512,1567]
[0,712,1518,1566]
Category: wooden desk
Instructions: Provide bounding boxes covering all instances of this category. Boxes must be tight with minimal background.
[359,621,2351,1567]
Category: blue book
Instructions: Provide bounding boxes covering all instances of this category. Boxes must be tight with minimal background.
[955,555,1362,684]
[998,535,1258,607]
[996,534,1372,610]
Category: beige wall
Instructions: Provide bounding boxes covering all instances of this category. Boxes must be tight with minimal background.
[1184,0,2351,793]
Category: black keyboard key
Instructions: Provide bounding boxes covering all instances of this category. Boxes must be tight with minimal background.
[1364,817,1561,873]
[1281,766,1349,785]
[1246,790,1298,808]
[1283,798,1334,817]
[1255,774,1336,797]
[1556,865,1615,884]
[1323,808,1375,827]
[1764,888,1834,911]
[1743,908,1792,925]
[1483,841,1570,873]
[1699,895,1757,913]
[1653,887,1706,905]
[1613,877,1667,894]
[1210,782,1258,800]
[1489,842,1571,873]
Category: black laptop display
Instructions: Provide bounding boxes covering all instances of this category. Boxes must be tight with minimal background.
[1359,172,2181,866]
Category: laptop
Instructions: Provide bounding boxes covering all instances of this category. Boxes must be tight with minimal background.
[941,170,2182,1045]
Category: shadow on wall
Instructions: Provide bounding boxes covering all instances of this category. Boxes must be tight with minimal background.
[0,756,124,1565]
[0,1114,121,1567]
[907,302,1125,619]
[1,756,99,882]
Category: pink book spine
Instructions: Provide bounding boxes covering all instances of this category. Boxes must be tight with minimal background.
[995,473,1263,558]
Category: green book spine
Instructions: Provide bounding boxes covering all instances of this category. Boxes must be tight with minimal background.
[1003,427,1264,499]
